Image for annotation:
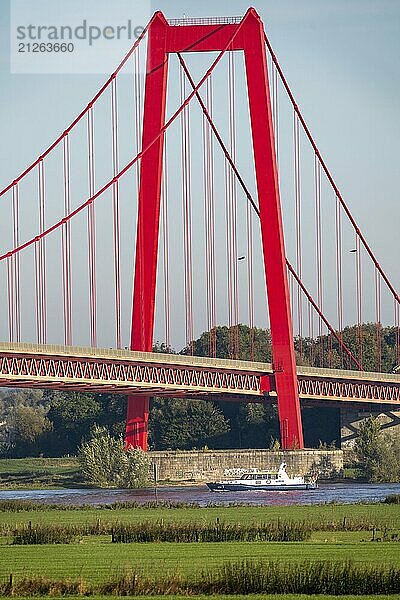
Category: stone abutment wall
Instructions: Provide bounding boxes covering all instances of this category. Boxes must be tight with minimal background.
[149,449,343,482]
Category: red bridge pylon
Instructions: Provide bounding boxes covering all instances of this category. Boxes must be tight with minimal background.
[127,8,304,451]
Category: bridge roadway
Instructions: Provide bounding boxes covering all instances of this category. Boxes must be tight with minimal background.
[0,342,399,407]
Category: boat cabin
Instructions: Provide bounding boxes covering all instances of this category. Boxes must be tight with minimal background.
[240,473,280,480]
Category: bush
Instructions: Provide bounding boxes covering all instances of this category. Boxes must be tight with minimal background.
[111,520,311,543]
[0,575,87,596]
[384,494,400,504]
[2,560,400,596]
[354,417,400,482]
[200,559,400,595]
[78,426,151,488]
[12,523,79,545]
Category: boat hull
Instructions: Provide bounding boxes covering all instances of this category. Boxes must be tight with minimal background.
[206,482,317,492]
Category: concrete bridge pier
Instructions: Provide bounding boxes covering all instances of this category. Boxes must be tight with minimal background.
[340,406,400,447]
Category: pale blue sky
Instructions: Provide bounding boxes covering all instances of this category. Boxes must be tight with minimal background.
[0,0,399,349]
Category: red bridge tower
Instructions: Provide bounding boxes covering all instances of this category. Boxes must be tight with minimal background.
[126,8,304,451]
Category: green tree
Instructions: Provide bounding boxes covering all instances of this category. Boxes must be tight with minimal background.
[94,393,126,437]
[296,323,399,373]
[149,398,230,450]
[238,403,280,449]
[189,324,272,362]
[7,405,52,457]
[47,391,101,454]
[79,425,150,488]
[182,325,277,449]
[355,416,400,482]
[354,416,381,480]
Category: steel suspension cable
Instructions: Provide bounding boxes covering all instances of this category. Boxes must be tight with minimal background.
[225,51,239,359]
[6,257,13,342]
[230,51,239,358]
[178,54,363,372]
[224,163,233,355]
[62,135,72,346]
[271,63,279,165]
[314,155,324,365]
[87,107,97,347]
[224,132,233,355]
[161,144,171,352]
[264,32,400,312]
[134,45,143,193]
[308,301,315,366]
[201,76,216,356]
[335,194,344,366]
[37,160,47,343]
[203,82,211,352]
[177,54,259,215]
[180,69,194,354]
[0,22,151,200]
[179,53,258,359]
[208,77,217,357]
[293,112,303,360]
[289,269,295,342]
[209,77,217,357]
[0,21,276,289]
[355,234,363,367]
[374,268,382,371]
[111,77,122,349]
[11,183,21,342]
[246,196,255,360]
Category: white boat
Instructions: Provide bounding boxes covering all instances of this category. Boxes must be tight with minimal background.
[206,462,317,492]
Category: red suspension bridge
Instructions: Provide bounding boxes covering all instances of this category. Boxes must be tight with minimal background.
[1,9,399,450]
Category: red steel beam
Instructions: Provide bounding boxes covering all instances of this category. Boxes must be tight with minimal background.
[0,351,399,405]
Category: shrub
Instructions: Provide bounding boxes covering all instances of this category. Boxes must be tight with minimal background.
[12,523,79,545]
[2,560,400,596]
[384,494,400,504]
[200,559,400,595]
[111,520,311,543]
[0,575,87,596]
[78,425,151,488]
[355,416,400,482]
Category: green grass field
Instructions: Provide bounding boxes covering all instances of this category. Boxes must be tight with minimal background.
[0,503,399,589]
[2,538,400,583]
[0,502,399,528]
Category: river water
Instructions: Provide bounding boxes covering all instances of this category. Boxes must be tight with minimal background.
[1,482,400,506]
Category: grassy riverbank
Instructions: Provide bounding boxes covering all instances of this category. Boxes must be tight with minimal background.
[42,594,400,600]
[1,500,399,527]
[52,597,400,600]
[59,596,400,600]
[0,456,365,490]
[0,457,81,489]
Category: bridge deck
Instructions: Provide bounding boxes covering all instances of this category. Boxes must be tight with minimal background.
[0,342,399,406]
